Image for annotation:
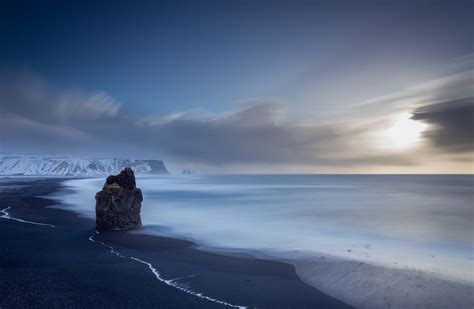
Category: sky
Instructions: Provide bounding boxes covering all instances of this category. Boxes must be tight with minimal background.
[0,0,473,173]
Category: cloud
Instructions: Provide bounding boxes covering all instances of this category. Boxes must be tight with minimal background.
[0,62,472,172]
[355,56,474,114]
[142,103,415,167]
[350,55,474,158]
[56,91,120,120]
[0,71,121,123]
[0,71,408,167]
[0,71,126,154]
[412,98,474,152]
[144,104,330,164]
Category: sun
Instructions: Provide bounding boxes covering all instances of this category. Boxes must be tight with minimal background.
[375,113,429,150]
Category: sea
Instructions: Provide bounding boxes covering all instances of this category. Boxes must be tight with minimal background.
[52,174,474,308]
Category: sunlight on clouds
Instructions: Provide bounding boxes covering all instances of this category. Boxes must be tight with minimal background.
[374,113,429,151]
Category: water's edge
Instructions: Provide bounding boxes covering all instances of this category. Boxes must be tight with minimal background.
[51,177,474,309]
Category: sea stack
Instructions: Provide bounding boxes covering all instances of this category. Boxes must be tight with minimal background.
[95,167,143,230]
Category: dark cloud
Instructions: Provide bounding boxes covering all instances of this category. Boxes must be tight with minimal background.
[412,98,474,153]
[143,105,337,164]
[140,105,416,167]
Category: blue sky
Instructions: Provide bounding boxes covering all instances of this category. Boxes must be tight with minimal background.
[0,0,473,172]
[2,0,471,114]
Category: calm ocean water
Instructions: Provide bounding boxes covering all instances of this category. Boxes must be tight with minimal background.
[56,174,474,285]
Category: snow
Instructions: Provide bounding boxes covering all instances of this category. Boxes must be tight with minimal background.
[0,155,167,176]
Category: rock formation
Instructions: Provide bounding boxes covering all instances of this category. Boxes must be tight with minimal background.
[95,167,143,230]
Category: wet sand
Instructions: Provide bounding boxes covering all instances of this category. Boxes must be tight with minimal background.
[0,178,351,308]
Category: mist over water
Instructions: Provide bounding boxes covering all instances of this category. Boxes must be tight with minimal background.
[55,174,473,284]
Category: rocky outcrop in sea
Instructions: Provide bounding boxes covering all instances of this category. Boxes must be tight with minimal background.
[95,167,143,230]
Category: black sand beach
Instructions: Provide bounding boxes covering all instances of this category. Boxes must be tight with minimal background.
[0,178,351,308]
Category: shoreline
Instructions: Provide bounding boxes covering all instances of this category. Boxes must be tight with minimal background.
[66,174,472,309]
[195,242,474,309]
[3,177,473,308]
[0,177,351,308]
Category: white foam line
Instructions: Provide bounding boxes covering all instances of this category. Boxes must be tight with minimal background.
[88,231,126,258]
[0,207,55,227]
[89,232,246,309]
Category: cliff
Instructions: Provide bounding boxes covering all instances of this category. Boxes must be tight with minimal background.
[0,155,169,176]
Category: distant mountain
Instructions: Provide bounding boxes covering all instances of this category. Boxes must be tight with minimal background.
[0,155,169,176]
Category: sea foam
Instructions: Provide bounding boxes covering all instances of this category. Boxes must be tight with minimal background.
[52,174,474,308]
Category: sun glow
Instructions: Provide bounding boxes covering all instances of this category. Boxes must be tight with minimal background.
[375,113,429,150]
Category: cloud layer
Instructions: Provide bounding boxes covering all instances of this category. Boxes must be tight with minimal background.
[413,98,473,153]
[1,61,473,172]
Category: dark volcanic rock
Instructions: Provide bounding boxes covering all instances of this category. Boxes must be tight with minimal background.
[95,167,143,230]
[105,167,136,190]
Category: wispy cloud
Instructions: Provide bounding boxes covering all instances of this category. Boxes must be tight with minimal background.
[56,91,120,120]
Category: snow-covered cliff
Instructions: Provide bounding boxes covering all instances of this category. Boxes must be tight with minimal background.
[0,155,168,176]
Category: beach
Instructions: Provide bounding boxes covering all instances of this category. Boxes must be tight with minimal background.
[0,178,350,308]
[53,174,474,308]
